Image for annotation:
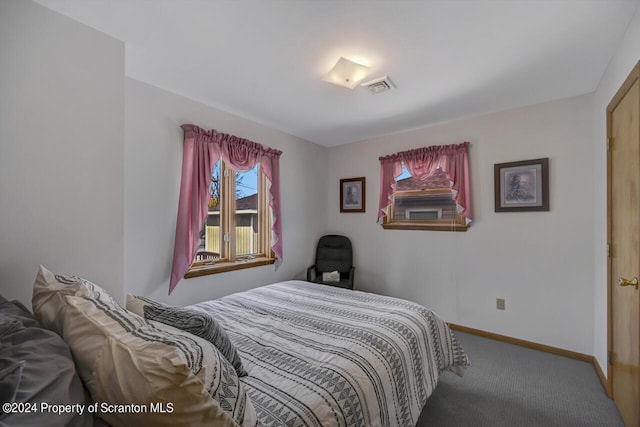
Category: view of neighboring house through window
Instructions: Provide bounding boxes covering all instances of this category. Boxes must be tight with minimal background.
[390,166,459,222]
[234,166,260,257]
[196,160,268,265]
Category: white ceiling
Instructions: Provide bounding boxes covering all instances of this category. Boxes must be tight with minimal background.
[35,0,639,147]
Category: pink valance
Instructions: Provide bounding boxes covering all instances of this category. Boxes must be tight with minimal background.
[169,124,283,294]
[378,142,472,223]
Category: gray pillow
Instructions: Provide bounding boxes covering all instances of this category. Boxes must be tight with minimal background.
[143,305,248,377]
[0,300,91,427]
[0,354,24,405]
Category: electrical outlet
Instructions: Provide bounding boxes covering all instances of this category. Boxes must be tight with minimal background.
[496,298,505,310]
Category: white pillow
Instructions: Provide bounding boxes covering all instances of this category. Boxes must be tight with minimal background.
[126,293,165,317]
[32,265,256,427]
[322,270,341,282]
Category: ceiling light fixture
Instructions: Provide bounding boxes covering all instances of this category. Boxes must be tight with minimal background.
[322,57,371,89]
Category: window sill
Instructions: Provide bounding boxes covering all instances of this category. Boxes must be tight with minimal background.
[382,221,468,232]
[184,257,275,279]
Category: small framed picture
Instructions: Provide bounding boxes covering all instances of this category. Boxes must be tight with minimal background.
[494,158,549,212]
[340,177,365,213]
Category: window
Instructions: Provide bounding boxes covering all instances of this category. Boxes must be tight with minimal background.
[170,124,282,294]
[383,167,467,231]
[406,209,442,220]
[378,142,471,231]
[186,160,274,278]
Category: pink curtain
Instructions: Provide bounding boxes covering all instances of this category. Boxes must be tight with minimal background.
[169,124,283,294]
[378,142,471,223]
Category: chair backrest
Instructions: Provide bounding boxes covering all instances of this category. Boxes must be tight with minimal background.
[315,235,352,273]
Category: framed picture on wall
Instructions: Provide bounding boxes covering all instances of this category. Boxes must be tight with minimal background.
[340,177,365,213]
[494,158,549,212]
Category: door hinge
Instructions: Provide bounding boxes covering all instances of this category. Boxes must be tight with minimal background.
[607,243,611,258]
[607,137,614,151]
[608,351,613,365]
[224,169,230,178]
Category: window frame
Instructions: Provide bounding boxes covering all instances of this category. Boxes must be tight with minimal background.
[185,161,275,278]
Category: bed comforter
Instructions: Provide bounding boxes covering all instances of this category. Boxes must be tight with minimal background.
[191,280,469,427]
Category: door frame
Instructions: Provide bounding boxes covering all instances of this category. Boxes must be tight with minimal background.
[606,59,640,398]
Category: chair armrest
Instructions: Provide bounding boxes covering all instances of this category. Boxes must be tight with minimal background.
[306,266,317,281]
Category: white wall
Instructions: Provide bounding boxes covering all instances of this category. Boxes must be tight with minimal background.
[0,0,125,305]
[327,94,595,354]
[592,7,640,376]
[124,78,328,306]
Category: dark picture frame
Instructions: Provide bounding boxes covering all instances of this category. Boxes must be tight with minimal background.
[340,177,365,213]
[494,158,549,212]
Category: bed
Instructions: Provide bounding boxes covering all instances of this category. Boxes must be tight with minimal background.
[190,280,469,427]
[28,266,468,427]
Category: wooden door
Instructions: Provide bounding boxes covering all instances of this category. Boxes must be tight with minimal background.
[608,61,640,427]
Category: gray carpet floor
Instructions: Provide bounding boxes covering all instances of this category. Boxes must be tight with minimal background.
[417,332,625,427]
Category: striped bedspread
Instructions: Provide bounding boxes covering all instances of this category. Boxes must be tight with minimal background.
[191,280,469,427]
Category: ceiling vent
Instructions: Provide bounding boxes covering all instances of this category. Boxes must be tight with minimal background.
[361,76,395,94]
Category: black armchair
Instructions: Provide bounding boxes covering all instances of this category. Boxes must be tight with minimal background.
[306,235,355,289]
